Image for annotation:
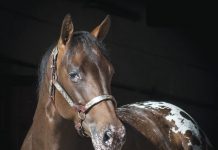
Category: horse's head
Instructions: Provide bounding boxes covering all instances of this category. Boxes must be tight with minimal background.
[51,14,126,149]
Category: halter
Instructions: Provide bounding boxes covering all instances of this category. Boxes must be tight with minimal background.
[49,46,117,137]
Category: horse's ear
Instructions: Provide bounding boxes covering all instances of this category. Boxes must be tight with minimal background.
[59,14,74,45]
[91,15,111,41]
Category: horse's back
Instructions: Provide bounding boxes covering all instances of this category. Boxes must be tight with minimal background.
[117,101,213,150]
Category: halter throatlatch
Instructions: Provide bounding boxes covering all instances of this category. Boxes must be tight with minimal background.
[49,47,117,137]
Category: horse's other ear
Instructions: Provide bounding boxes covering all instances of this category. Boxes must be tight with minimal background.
[91,15,111,41]
[59,14,74,45]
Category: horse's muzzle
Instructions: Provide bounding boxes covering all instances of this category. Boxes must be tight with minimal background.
[91,124,126,150]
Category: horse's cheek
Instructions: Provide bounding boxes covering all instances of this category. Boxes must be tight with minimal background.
[55,94,76,120]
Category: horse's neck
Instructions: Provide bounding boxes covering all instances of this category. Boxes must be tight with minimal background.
[34,79,57,122]
[31,80,75,149]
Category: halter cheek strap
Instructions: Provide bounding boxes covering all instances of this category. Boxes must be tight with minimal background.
[49,46,117,137]
[53,80,116,112]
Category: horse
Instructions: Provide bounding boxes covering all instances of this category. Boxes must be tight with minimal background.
[117,101,214,150]
[21,14,126,150]
[21,14,213,150]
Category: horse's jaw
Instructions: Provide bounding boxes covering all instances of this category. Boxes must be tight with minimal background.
[90,125,126,150]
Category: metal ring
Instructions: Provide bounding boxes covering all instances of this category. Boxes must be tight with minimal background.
[78,111,86,121]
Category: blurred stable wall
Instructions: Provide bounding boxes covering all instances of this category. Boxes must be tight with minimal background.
[0,0,217,149]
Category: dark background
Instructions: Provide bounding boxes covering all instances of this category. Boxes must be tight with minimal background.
[0,0,217,149]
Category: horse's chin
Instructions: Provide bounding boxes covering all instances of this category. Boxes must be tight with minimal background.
[91,137,125,150]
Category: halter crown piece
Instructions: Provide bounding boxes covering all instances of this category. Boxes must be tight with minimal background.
[49,46,117,137]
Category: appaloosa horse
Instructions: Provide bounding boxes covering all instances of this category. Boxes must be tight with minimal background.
[21,14,126,150]
[117,101,214,150]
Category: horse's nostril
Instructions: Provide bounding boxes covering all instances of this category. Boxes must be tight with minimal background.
[103,129,113,145]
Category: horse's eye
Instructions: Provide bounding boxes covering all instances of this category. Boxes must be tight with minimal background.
[69,72,81,83]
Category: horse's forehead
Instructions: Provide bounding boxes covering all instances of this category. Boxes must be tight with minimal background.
[70,50,86,64]
[65,46,103,69]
